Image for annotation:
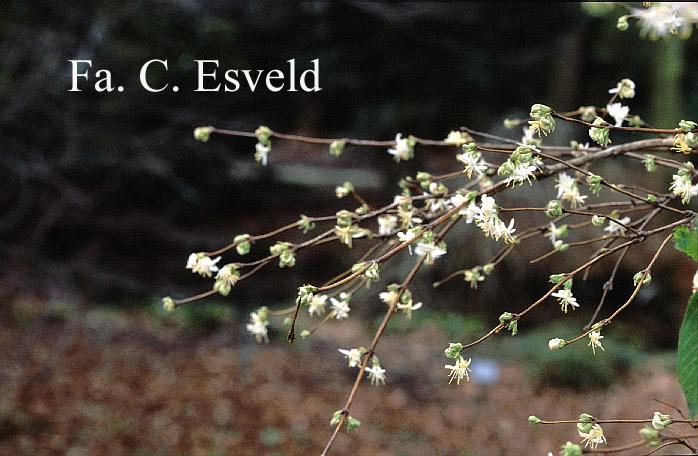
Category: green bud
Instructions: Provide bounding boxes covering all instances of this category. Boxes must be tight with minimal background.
[330,139,346,157]
[346,416,361,432]
[363,262,380,281]
[213,264,240,296]
[162,296,175,312]
[298,214,316,234]
[530,104,552,119]
[483,263,495,274]
[528,415,542,424]
[679,120,697,133]
[563,279,573,290]
[586,174,602,196]
[646,194,657,203]
[296,284,318,307]
[554,241,569,252]
[255,125,272,145]
[576,421,593,434]
[546,200,563,219]
[300,330,311,339]
[589,117,611,147]
[638,426,660,448]
[549,273,567,284]
[497,160,515,178]
[643,154,657,172]
[193,126,214,142]
[617,15,629,31]
[444,342,464,359]
[234,234,251,256]
[560,441,582,456]
[499,312,515,323]
[633,271,651,286]
[330,410,343,427]
[591,215,606,227]
[578,413,595,423]
[579,106,597,123]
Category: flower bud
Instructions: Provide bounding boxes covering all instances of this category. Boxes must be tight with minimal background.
[444,342,464,359]
[592,215,606,226]
[193,126,213,142]
[548,338,566,350]
[651,411,672,430]
[162,296,175,312]
[546,200,563,219]
[617,15,629,31]
[560,442,582,456]
[330,139,346,157]
[528,415,542,424]
[639,426,660,447]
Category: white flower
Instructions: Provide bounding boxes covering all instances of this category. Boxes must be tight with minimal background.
[579,424,607,450]
[338,348,363,368]
[397,229,418,254]
[555,172,588,209]
[445,356,472,385]
[377,214,398,236]
[652,411,672,430]
[396,300,422,319]
[588,330,605,354]
[693,270,698,293]
[445,130,468,145]
[426,196,448,214]
[545,222,566,243]
[186,253,221,277]
[414,242,447,265]
[456,149,487,178]
[504,163,538,186]
[552,288,579,313]
[330,294,351,319]
[366,360,386,385]
[393,194,412,206]
[548,338,565,350]
[606,103,629,127]
[379,289,400,306]
[246,310,269,343]
[670,172,698,204]
[494,218,517,243]
[604,216,631,235]
[308,294,328,317]
[387,133,413,162]
[254,142,270,166]
[521,126,537,145]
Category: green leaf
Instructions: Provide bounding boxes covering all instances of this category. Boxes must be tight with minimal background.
[674,226,698,261]
[678,292,698,418]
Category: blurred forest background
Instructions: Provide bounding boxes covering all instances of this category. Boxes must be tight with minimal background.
[1,2,698,455]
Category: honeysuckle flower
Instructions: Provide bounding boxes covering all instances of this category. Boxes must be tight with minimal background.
[606,103,629,127]
[377,214,398,236]
[254,142,270,166]
[456,148,488,178]
[387,133,414,162]
[186,253,221,277]
[651,411,672,430]
[193,126,213,142]
[444,130,470,146]
[552,288,579,313]
[589,117,611,147]
[246,307,270,343]
[494,218,517,243]
[214,264,241,296]
[162,296,175,312]
[608,78,635,99]
[670,164,698,204]
[397,229,418,254]
[366,359,386,385]
[338,348,364,368]
[521,126,541,146]
[396,300,422,319]
[548,338,566,350]
[445,356,472,384]
[579,424,607,450]
[555,172,588,208]
[588,330,605,354]
[604,216,631,235]
[330,293,351,319]
[308,294,328,316]
[414,241,447,265]
[672,133,692,154]
[545,223,568,244]
[379,286,400,307]
[335,185,350,198]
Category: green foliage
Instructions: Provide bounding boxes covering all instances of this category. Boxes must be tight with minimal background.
[678,293,698,418]
[673,225,698,260]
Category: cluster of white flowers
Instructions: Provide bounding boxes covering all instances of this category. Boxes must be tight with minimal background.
[632,3,698,40]
[246,307,270,343]
[497,145,543,187]
[308,293,328,317]
[379,284,423,318]
[555,173,588,208]
[670,163,698,204]
[330,292,352,319]
[377,214,398,236]
[467,195,517,243]
[456,145,488,178]
[186,252,221,277]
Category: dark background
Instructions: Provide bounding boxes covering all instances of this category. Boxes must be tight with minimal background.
[1,1,696,335]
